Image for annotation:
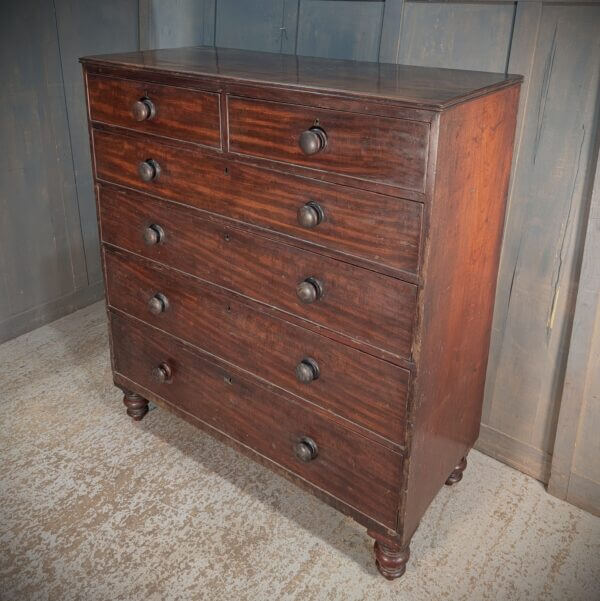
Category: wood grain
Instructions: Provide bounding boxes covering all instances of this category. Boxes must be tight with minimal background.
[99,186,417,358]
[93,130,423,276]
[483,4,600,477]
[401,85,520,545]
[110,311,404,527]
[228,96,429,193]
[80,45,522,110]
[87,73,221,147]
[82,43,524,577]
[104,248,411,444]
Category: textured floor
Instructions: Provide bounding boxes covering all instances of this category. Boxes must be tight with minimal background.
[1,302,599,601]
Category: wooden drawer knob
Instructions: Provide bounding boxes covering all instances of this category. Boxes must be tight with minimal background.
[296,277,323,304]
[294,436,318,462]
[152,362,172,383]
[138,159,161,182]
[295,357,319,383]
[297,201,324,228]
[143,224,165,245]
[148,292,169,315]
[132,97,156,121]
[299,127,327,155]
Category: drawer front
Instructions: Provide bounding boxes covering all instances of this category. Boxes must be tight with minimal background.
[104,249,409,443]
[99,187,416,358]
[110,312,402,526]
[87,74,221,147]
[228,96,429,193]
[93,129,422,275]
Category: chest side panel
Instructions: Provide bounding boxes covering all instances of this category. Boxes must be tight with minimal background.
[401,84,521,544]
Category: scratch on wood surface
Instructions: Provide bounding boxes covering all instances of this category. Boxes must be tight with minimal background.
[546,125,586,341]
[534,23,558,165]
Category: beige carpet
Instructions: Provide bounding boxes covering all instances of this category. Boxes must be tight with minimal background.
[1,302,599,601]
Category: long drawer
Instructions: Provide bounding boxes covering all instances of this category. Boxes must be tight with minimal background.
[93,129,423,275]
[99,187,416,358]
[87,74,221,147]
[228,96,429,193]
[104,249,410,443]
[110,312,403,527]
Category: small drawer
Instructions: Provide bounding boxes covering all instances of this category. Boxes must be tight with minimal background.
[99,187,417,359]
[104,249,410,444]
[93,129,422,275]
[110,312,403,527]
[228,96,429,193]
[87,74,221,147]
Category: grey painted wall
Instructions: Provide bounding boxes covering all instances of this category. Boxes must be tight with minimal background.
[0,0,138,342]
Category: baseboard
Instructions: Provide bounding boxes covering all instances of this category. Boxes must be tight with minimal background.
[0,282,105,344]
[475,423,552,483]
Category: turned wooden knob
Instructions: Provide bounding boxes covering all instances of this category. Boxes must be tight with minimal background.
[132,97,156,121]
[294,436,318,462]
[296,277,323,304]
[152,362,172,383]
[299,127,327,155]
[297,201,324,228]
[295,357,319,383]
[138,159,161,182]
[148,293,169,315]
[143,224,164,245]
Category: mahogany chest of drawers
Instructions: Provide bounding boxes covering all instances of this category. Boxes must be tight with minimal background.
[81,47,521,579]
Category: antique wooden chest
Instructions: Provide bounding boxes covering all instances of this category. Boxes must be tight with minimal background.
[81,47,521,579]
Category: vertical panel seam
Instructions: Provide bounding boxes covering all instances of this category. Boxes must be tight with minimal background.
[213,0,219,47]
[294,0,301,55]
[51,0,88,289]
[505,2,518,74]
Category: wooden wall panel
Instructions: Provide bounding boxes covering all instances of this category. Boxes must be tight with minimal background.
[296,1,385,61]
[396,1,515,72]
[483,3,600,483]
[140,0,214,50]
[54,0,138,285]
[549,149,600,517]
[216,0,287,53]
[0,0,137,343]
[1,1,84,328]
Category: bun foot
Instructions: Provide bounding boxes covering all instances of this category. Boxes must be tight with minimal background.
[368,530,410,580]
[123,390,149,421]
[445,456,468,485]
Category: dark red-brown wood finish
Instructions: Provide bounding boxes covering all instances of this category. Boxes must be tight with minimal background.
[81,45,522,580]
[98,187,417,360]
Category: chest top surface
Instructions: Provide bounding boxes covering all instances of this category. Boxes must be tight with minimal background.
[80,45,521,110]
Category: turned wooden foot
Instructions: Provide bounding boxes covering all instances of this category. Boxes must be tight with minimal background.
[123,390,149,421]
[445,456,468,485]
[368,531,410,580]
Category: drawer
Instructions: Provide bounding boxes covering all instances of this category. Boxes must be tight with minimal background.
[99,187,417,358]
[87,74,221,147]
[110,312,403,527]
[93,129,422,275]
[104,249,410,443]
[228,96,429,193]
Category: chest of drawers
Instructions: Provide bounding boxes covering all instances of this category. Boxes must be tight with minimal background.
[81,47,521,579]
